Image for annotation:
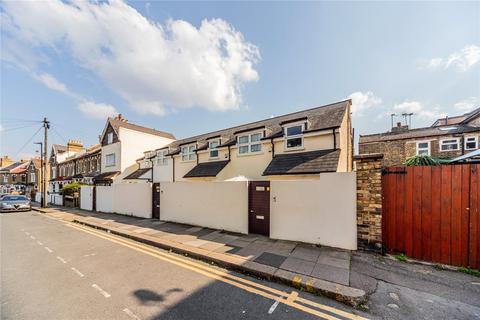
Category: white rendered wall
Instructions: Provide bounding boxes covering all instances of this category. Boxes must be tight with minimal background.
[96,186,114,213]
[80,186,93,211]
[160,181,248,234]
[270,173,357,250]
[95,183,151,218]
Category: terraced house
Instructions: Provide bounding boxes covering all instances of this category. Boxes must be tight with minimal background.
[359,107,480,166]
[127,100,353,183]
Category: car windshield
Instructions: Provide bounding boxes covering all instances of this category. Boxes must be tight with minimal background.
[3,196,28,201]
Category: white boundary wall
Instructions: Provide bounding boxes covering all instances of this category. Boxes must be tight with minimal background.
[160,182,248,234]
[270,173,357,250]
[35,192,42,203]
[80,186,94,211]
[48,194,63,206]
[96,184,152,218]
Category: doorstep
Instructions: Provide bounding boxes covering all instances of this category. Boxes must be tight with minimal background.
[31,206,366,306]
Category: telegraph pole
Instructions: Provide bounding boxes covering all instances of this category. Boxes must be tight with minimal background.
[42,118,49,208]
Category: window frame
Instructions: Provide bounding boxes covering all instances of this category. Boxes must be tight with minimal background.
[237,132,263,155]
[283,122,305,150]
[30,172,35,182]
[156,149,169,166]
[209,139,220,159]
[465,136,478,150]
[107,132,113,144]
[105,153,116,167]
[181,144,197,162]
[416,140,431,156]
[440,138,460,152]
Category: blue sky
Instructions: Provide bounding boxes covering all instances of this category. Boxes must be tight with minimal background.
[1,1,479,159]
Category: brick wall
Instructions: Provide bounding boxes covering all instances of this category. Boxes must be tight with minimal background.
[354,153,383,252]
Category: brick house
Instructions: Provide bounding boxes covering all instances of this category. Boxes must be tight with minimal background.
[359,108,480,166]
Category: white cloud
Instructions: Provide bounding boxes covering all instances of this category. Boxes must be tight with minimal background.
[34,73,69,94]
[2,0,260,115]
[454,97,479,112]
[425,45,480,72]
[78,101,118,120]
[348,91,382,116]
[393,101,446,121]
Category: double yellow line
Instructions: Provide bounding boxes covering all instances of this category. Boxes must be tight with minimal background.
[67,223,369,320]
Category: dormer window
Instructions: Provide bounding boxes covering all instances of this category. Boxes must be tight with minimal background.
[209,139,220,158]
[238,132,262,154]
[107,132,113,144]
[284,123,305,149]
[181,144,196,161]
[156,149,168,166]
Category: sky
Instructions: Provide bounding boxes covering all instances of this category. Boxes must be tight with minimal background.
[1,1,479,159]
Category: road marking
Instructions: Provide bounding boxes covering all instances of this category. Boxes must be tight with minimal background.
[56,256,67,264]
[44,247,53,253]
[92,284,111,298]
[30,235,36,239]
[71,267,85,278]
[37,240,43,245]
[83,253,97,257]
[68,223,367,320]
[123,308,141,320]
[287,291,299,303]
[268,299,281,314]
[25,232,30,236]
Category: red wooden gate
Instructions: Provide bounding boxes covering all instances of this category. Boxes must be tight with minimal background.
[382,164,480,269]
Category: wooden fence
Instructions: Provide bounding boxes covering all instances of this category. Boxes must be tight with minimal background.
[382,164,479,269]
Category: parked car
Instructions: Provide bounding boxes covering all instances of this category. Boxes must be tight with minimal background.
[0,195,31,212]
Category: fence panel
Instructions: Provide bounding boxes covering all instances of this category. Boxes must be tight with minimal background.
[383,164,480,269]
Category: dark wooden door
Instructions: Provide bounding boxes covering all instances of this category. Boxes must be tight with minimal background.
[152,183,160,219]
[248,181,270,236]
[382,164,480,269]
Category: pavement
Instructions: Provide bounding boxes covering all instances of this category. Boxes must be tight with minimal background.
[1,210,371,320]
[30,204,365,306]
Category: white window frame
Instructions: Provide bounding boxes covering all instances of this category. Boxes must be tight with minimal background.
[105,153,116,167]
[283,122,305,150]
[416,141,431,156]
[465,136,478,150]
[237,132,263,155]
[440,138,460,152]
[30,173,35,182]
[156,149,169,166]
[209,139,220,159]
[181,144,196,162]
[107,132,113,144]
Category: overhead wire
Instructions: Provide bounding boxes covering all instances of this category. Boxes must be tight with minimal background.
[14,125,43,158]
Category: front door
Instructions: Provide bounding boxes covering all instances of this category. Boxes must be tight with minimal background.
[248,181,270,236]
[152,183,160,219]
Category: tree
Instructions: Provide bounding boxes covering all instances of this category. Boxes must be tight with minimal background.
[62,182,81,196]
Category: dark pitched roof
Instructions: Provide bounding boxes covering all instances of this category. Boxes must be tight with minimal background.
[72,173,84,179]
[360,125,480,143]
[124,168,151,180]
[0,162,22,172]
[93,171,120,184]
[184,160,230,178]
[263,149,340,176]
[52,144,67,154]
[153,100,350,153]
[108,118,175,140]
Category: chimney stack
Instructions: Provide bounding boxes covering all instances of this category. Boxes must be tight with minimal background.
[67,139,84,153]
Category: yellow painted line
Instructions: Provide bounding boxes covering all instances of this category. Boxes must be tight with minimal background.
[287,291,299,303]
[67,223,369,320]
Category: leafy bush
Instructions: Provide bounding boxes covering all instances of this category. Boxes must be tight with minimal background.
[62,182,81,196]
[405,155,439,166]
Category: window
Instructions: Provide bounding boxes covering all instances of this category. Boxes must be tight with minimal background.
[107,132,113,144]
[30,173,36,182]
[416,141,430,156]
[156,150,169,166]
[465,136,478,150]
[284,123,305,149]
[209,139,220,158]
[181,144,196,161]
[52,166,56,179]
[106,153,116,166]
[440,138,460,151]
[238,132,262,154]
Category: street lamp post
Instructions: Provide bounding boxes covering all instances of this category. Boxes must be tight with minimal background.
[34,142,43,206]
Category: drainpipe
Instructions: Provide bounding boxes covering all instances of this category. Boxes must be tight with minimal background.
[171,155,175,182]
[149,158,154,183]
[270,138,275,158]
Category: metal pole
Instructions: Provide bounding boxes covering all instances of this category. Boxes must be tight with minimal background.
[34,142,43,205]
[43,118,49,208]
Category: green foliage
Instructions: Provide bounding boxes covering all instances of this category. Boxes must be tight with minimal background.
[62,182,81,196]
[405,155,439,166]
[458,267,480,277]
[394,253,408,262]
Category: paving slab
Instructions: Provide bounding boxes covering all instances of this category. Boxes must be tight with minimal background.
[290,246,321,262]
[254,252,287,268]
[317,255,350,270]
[280,256,316,276]
[311,263,350,286]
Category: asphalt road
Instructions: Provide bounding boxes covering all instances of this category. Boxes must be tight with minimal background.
[1,211,371,320]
